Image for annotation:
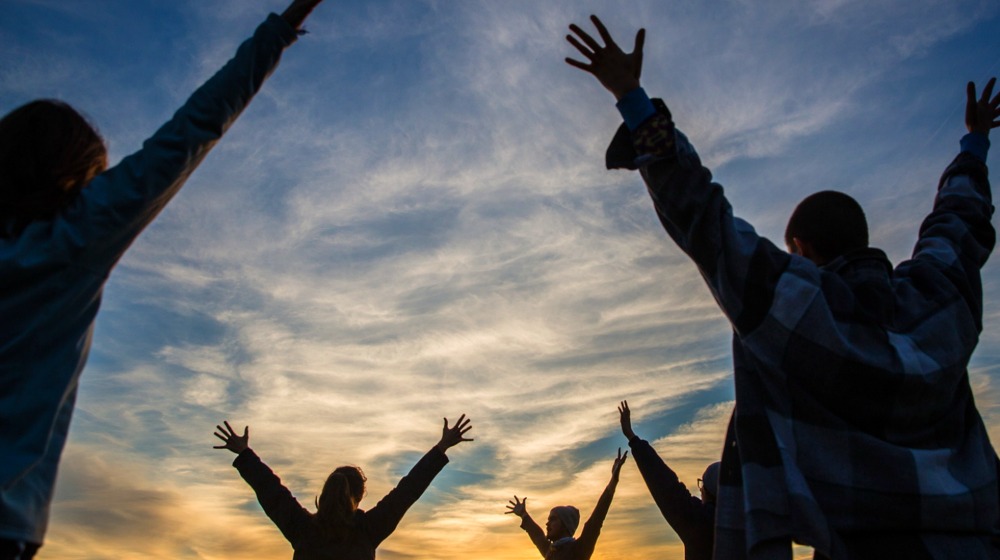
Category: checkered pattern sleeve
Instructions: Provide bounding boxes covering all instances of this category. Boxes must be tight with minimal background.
[631,113,792,337]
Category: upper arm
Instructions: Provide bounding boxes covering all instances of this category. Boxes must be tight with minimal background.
[520,515,550,558]
[635,120,792,335]
[364,449,447,544]
[630,439,707,535]
[911,152,994,323]
[53,14,297,270]
[236,452,312,545]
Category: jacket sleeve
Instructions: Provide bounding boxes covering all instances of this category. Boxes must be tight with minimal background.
[57,13,299,272]
[611,110,792,337]
[519,514,552,558]
[908,135,994,331]
[362,446,449,546]
[233,448,313,547]
[628,437,711,542]
[573,470,621,558]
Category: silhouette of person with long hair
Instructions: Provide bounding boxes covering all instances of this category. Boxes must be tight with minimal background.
[619,400,716,560]
[0,2,324,558]
[506,448,627,560]
[214,415,472,559]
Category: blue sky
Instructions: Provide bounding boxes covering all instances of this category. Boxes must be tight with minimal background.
[3,1,1000,558]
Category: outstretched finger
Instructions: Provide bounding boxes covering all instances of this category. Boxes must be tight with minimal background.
[565,57,593,73]
[569,23,602,52]
[566,35,596,60]
[968,81,977,123]
[980,77,996,104]
[212,444,227,449]
[633,29,645,55]
[589,15,617,49]
[213,432,228,443]
[633,29,645,79]
[223,420,236,436]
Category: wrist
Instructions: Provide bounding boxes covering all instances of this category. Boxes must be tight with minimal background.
[612,79,642,102]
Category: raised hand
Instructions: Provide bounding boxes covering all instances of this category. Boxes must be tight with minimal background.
[281,0,324,30]
[506,495,528,518]
[618,400,636,440]
[565,15,645,100]
[966,78,1000,137]
[213,420,249,455]
[611,447,629,478]
[435,414,474,452]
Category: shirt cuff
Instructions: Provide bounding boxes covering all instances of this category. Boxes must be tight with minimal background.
[960,132,990,162]
[616,87,657,131]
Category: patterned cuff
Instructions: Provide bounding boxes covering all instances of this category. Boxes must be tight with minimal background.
[632,112,678,162]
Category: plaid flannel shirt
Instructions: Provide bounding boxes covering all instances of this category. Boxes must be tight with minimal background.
[607,106,998,559]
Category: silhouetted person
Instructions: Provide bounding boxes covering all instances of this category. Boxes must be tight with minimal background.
[619,401,716,560]
[213,415,472,560]
[0,2,324,558]
[566,15,1000,560]
[506,449,627,560]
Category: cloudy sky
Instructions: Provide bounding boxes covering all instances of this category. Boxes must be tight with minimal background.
[3,0,1000,558]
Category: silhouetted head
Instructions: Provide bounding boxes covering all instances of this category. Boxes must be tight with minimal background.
[545,505,579,540]
[0,99,107,236]
[699,461,721,505]
[332,465,366,505]
[314,466,367,540]
[784,190,868,266]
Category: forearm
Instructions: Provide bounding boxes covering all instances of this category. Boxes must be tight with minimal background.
[233,449,308,543]
[72,13,299,266]
[281,0,320,30]
[911,140,995,324]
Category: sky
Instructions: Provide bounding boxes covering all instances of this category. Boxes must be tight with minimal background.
[2,0,1000,558]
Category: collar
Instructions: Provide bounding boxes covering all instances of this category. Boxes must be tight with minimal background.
[821,247,892,276]
[551,536,576,548]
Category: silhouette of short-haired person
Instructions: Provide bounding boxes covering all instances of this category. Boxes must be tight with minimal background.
[619,401,717,560]
[0,2,323,558]
[567,16,1000,560]
[214,415,472,560]
[506,449,627,560]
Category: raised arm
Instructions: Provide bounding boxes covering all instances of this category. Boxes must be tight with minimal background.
[908,79,997,327]
[363,415,471,545]
[281,0,324,30]
[67,1,324,270]
[619,402,714,541]
[567,17,792,338]
[216,420,312,547]
[574,449,628,556]
[507,495,551,558]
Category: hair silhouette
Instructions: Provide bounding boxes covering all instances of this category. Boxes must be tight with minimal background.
[784,190,868,262]
[314,471,359,540]
[0,99,107,236]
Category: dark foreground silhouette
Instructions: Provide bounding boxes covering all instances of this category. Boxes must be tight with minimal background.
[0,2,323,558]
[566,13,1000,560]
